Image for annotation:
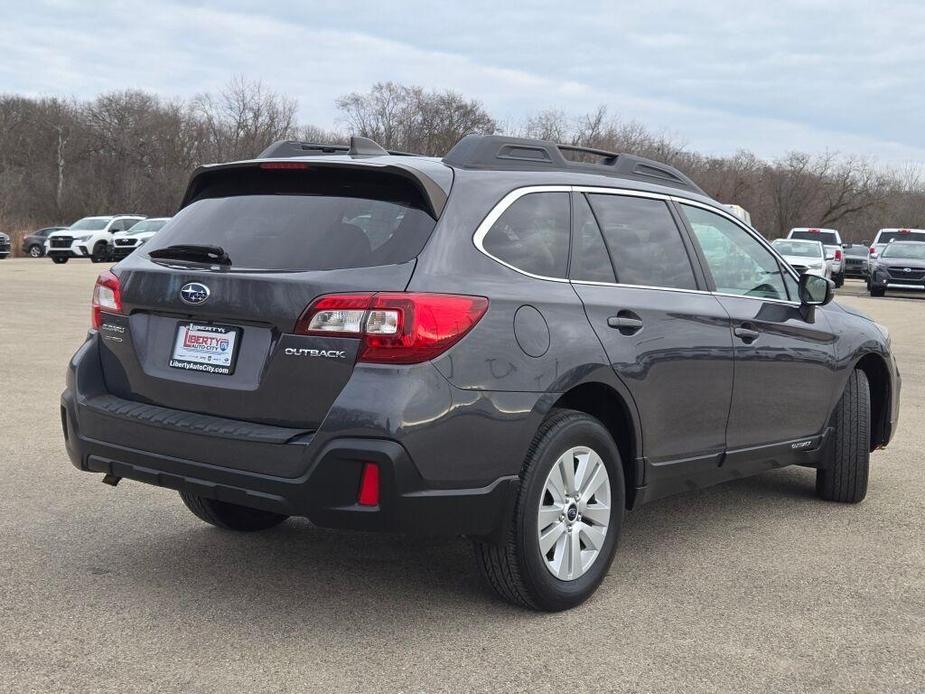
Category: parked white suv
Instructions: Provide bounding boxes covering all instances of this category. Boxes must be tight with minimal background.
[46,215,146,264]
[110,218,171,260]
[787,227,844,287]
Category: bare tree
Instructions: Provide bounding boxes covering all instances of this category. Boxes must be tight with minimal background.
[336,82,496,155]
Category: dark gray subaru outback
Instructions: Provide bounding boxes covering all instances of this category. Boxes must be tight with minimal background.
[62,135,900,610]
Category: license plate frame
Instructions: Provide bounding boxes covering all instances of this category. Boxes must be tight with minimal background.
[169,322,242,375]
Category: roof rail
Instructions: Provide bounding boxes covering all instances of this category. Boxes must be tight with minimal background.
[258,136,416,159]
[442,135,704,194]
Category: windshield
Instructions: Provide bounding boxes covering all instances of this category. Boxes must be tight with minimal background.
[882,243,925,260]
[126,219,168,234]
[878,230,925,245]
[70,218,110,231]
[772,240,822,258]
[790,230,838,244]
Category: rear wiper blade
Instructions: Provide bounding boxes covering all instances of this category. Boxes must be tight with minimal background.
[148,244,231,265]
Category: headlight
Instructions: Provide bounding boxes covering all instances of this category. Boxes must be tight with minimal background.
[74,235,90,242]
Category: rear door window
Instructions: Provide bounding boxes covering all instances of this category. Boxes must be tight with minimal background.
[142,167,438,271]
[586,193,697,290]
[481,192,570,278]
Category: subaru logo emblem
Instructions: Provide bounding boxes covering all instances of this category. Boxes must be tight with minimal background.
[180,282,210,305]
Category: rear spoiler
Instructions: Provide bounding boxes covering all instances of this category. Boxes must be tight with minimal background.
[178,154,451,218]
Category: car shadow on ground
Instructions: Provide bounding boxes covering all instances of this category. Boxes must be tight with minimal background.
[83,465,825,624]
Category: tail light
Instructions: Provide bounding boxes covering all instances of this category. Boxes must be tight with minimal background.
[869,246,876,254]
[91,270,122,329]
[295,292,489,364]
[835,249,843,261]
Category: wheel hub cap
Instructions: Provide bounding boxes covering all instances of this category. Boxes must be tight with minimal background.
[537,446,612,581]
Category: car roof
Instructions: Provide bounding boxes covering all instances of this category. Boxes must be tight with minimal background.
[790,227,839,233]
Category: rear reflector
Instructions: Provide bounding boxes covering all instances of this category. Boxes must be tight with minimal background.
[357,463,380,506]
[91,270,122,329]
[295,292,489,364]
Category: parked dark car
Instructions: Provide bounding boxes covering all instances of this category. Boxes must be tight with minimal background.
[842,243,870,279]
[21,226,68,257]
[868,240,925,296]
[0,232,10,259]
[62,135,901,611]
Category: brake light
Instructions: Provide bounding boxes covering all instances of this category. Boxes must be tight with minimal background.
[870,247,876,254]
[295,292,489,364]
[259,161,309,170]
[357,463,380,506]
[900,229,910,234]
[91,270,122,329]
[809,228,820,233]
[835,249,842,261]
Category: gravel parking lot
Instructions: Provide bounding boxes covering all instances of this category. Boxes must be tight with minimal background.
[0,259,922,694]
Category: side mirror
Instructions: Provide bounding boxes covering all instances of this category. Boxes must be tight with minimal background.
[799,273,834,306]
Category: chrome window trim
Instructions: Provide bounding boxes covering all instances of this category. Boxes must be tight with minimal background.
[472,184,803,307]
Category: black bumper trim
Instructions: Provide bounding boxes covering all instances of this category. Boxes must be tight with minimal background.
[84,393,312,445]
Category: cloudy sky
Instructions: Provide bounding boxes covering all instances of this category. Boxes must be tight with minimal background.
[1,0,923,164]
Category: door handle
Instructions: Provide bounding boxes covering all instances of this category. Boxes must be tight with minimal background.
[607,311,643,334]
[734,326,760,343]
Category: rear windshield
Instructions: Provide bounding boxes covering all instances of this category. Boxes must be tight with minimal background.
[143,167,438,271]
[790,230,838,244]
[877,230,925,245]
[772,240,822,258]
[843,245,868,257]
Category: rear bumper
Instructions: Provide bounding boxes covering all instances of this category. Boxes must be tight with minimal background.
[61,334,530,537]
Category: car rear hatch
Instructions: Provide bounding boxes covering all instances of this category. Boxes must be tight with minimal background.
[97,159,449,430]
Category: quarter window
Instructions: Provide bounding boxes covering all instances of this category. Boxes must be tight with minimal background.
[586,194,697,290]
[682,205,788,301]
[481,192,570,278]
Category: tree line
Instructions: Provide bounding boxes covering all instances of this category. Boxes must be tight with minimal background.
[1,78,922,250]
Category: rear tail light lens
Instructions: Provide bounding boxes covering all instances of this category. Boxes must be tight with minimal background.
[357,462,380,507]
[295,292,489,364]
[91,270,122,329]
[835,249,843,261]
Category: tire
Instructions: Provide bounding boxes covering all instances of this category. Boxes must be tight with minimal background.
[816,369,870,503]
[870,287,885,297]
[28,245,44,257]
[179,491,289,531]
[834,274,844,288]
[51,255,68,264]
[90,242,109,263]
[473,409,625,611]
